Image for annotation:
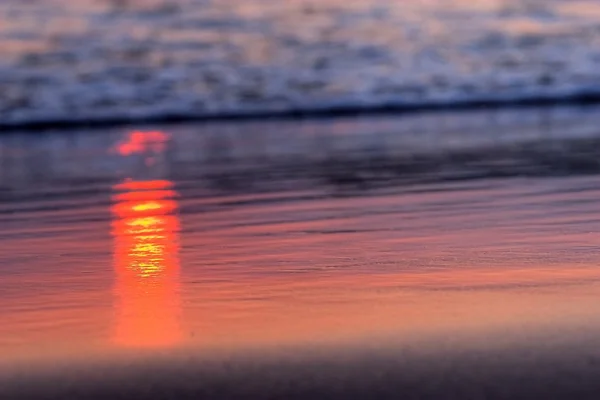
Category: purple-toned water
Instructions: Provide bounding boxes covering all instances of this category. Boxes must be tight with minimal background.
[1,0,600,125]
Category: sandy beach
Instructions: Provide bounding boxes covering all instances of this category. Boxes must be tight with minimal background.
[2,108,600,398]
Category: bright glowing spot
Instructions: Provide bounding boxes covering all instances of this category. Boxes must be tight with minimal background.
[132,201,163,212]
[127,216,161,229]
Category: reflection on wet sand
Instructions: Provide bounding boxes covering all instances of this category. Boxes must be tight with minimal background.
[111,179,181,348]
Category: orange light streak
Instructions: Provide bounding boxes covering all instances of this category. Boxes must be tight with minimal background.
[111,180,182,348]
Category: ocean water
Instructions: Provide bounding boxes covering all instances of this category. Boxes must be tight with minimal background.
[2,110,600,398]
[1,0,600,126]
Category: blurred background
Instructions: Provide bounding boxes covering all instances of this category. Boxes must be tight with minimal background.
[1,0,599,127]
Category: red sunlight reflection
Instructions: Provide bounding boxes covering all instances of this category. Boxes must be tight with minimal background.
[114,131,170,156]
[111,179,182,348]
[114,179,174,192]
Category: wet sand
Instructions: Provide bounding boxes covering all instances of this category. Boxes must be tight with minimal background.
[2,110,600,398]
[4,331,600,399]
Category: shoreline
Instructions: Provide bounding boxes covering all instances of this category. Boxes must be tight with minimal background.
[2,91,600,133]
